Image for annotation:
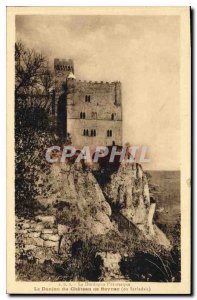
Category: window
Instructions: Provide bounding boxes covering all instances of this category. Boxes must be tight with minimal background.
[80,112,86,119]
[90,129,96,137]
[85,95,91,102]
[83,129,89,136]
[107,130,112,137]
[111,113,115,120]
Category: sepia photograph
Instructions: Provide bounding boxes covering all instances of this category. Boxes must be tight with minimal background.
[6,6,191,294]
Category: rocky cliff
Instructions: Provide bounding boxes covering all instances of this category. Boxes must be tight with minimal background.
[38,163,114,236]
[16,161,170,269]
[103,163,171,248]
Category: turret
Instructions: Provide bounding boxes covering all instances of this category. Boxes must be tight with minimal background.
[66,72,76,93]
[54,58,74,76]
[54,58,76,94]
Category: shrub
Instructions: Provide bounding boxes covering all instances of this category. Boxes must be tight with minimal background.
[120,248,180,282]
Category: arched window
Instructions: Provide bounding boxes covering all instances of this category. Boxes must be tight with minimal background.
[111,113,115,120]
[94,130,96,136]
[85,95,91,102]
[86,129,89,136]
[80,112,86,119]
[91,129,94,136]
[107,130,112,137]
[83,129,86,136]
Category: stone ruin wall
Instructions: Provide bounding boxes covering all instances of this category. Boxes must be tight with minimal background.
[16,215,71,264]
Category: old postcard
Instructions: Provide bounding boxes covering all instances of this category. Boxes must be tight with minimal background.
[7,6,191,294]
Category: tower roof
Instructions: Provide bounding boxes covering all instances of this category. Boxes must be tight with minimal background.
[67,72,76,79]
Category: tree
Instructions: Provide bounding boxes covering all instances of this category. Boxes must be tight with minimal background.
[15,41,58,217]
[15,41,54,110]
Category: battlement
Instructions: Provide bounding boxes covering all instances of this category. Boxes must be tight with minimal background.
[54,58,74,73]
[75,80,121,106]
[77,80,121,86]
[54,58,74,64]
[54,58,121,106]
[55,78,121,91]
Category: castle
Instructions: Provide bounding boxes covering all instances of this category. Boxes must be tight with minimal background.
[54,58,122,149]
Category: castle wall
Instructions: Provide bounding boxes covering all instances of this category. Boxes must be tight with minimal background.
[66,80,122,148]
[67,119,122,148]
[54,59,123,148]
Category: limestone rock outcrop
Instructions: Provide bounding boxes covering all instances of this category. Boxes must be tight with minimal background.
[37,163,114,237]
[96,251,124,281]
[104,163,149,225]
[16,161,171,268]
[104,163,170,248]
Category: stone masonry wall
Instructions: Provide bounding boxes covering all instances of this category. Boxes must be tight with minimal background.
[67,81,122,148]
[54,58,122,148]
[16,215,71,264]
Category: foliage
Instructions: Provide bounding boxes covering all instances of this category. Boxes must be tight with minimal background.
[15,42,60,217]
[55,240,102,281]
[15,124,59,217]
[15,41,54,99]
[120,248,180,282]
[16,240,102,282]
[119,221,181,282]
[16,260,60,282]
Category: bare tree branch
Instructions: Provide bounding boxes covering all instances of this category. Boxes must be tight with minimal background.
[15,41,54,110]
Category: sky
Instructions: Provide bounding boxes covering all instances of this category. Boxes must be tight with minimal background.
[16,15,180,170]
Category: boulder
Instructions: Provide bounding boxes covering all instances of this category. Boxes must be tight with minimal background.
[96,251,122,280]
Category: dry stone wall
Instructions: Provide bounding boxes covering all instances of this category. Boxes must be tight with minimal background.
[16,216,72,263]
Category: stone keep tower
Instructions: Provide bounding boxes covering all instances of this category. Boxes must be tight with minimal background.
[55,59,76,138]
[54,58,74,92]
[54,58,122,148]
